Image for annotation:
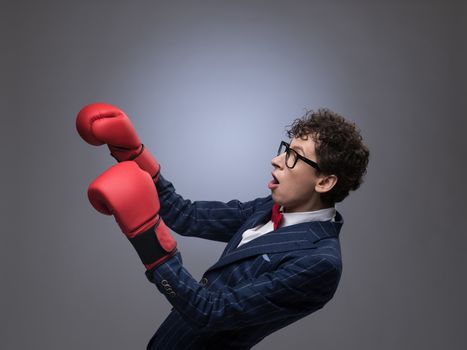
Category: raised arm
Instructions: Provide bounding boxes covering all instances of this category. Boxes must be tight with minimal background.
[76,102,270,243]
[156,174,270,242]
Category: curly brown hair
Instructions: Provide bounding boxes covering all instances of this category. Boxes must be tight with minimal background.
[286,108,370,205]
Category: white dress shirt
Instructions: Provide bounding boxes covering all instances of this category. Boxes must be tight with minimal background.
[237,206,336,247]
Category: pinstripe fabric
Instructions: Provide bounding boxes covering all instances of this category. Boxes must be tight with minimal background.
[145,174,343,349]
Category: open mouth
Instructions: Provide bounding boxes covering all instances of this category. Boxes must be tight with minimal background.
[272,174,279,184]
[268,173,280,189]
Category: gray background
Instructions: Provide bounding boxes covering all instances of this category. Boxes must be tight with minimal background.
[2,0,466,349]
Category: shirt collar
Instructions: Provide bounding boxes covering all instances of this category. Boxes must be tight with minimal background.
[279,206,336,227]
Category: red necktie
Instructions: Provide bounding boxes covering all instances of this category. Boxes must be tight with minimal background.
[271,203,283,230]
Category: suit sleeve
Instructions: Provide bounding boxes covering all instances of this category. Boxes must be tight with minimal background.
[145,252,341,331]
[155,174,270,242]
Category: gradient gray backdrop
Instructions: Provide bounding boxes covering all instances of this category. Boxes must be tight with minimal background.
[2,0,466,349]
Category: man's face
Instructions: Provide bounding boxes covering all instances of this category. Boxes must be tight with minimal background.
[269,134,323,212]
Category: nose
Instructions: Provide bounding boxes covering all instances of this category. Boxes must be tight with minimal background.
[271,153,284,169]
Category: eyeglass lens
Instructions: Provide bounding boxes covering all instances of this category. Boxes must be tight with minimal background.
[277,143,297,168]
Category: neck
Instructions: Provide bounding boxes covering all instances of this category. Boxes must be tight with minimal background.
[283,197,332,213]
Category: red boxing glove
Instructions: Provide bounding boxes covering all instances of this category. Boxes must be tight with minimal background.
[88,161,176,270]
[76,103,160,182]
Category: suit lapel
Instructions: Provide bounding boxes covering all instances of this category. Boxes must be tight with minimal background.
[222,206,272,255]
[207,211,343,273]
[207,224,314,272]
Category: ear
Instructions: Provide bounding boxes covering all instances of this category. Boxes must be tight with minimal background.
[315,174,338,194]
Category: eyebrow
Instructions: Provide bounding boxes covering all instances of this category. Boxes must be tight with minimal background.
[290,145,305,155]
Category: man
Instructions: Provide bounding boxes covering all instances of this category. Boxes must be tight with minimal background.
[76,104,369,349]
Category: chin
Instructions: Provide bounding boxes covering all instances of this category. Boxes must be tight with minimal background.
[271,191,278,203]
[271,192,284,206]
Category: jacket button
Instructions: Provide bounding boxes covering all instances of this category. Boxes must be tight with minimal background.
[200,277,208,286]
[161,280,169,287]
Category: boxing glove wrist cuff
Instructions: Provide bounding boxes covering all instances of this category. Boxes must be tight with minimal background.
[110,144,160,183]
[128,217,175,268]
[131,145,161,182]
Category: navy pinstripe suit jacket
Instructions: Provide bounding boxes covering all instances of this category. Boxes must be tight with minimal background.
[144,174,343,349]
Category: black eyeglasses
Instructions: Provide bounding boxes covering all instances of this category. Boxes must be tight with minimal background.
[277,141,320,171]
